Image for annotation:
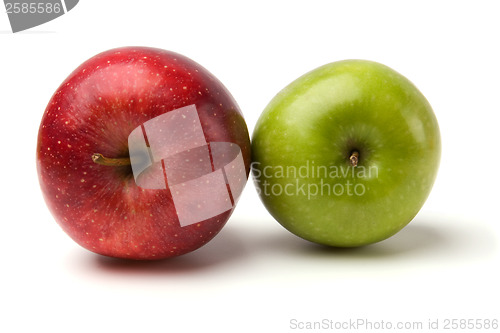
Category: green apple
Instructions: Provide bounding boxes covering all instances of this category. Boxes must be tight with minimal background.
[252,60,441,247]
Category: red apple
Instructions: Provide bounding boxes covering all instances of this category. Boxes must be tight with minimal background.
[37,47,251,260]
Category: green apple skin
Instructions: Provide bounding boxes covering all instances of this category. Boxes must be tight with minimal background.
[252,60,441,247]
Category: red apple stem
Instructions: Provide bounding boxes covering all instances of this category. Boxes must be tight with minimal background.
[92,153,131,167]
[349,151,359,167]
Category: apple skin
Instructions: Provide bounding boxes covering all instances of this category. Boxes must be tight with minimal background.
[252,60,440,247]
[37,47,251,259]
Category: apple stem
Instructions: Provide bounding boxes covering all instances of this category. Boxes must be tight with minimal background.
[349,151,359,167]
[92,153,131,167]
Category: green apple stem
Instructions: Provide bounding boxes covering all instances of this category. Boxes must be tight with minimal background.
[92,153,131,167]
[349,151,359,167]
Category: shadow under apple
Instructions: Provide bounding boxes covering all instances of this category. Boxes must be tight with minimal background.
[251,215,497,261]
[67,214,496,277]
[305,223,447,258]
[85,224,249,275]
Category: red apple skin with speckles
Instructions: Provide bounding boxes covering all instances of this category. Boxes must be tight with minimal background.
[37,47,251,260]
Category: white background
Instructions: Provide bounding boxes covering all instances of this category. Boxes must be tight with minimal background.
[1,1,499,332]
